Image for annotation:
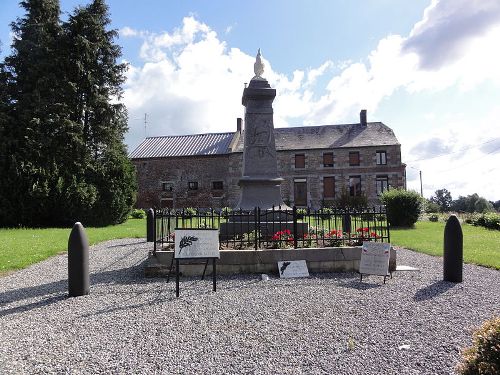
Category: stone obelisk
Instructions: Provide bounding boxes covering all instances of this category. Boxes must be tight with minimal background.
[236,49,290,210]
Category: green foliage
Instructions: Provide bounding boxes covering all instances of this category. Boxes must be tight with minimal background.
[0,0,136,227]
[221,207,232,217]
[334,187,368,210]
[296,208,307,219]
[424,199,441,213]
[466,212,500,230]
[430,188,452,212]
[428,214,439,222]
[457,316,500,375]
[130,209,146,219]
[380,189,422,227]
[452,194,494,213]
[183,207,197,218]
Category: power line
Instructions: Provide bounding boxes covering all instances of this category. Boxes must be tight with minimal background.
[406,137,499,163]
[435,145,500,173]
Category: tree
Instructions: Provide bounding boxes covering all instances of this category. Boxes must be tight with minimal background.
[451,194,494,213]
[0,0,135,227]
[0,0,65,226]
[58,0,136,225]
[430,188,452,212]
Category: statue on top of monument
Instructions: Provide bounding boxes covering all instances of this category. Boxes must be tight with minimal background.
[253,48,265,79]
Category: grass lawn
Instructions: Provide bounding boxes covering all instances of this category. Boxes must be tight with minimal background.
[390,221,500,269]
[0,218,146,275]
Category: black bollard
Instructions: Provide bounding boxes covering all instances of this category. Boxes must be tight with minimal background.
[146,208,155,242]
[68,222,90,297]
[443,214,463,282]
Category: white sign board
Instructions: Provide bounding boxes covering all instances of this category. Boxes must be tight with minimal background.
[174,229,220,259]
[277,260,309,278]
[359,241,391,276]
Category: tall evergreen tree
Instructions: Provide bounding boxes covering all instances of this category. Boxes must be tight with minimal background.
[0,0,135,227]
[1,0,65,226]
[60,0,136,226]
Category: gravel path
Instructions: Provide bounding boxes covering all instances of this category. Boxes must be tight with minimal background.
[1,238,499,374]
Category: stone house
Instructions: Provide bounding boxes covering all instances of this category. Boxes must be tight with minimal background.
[129,111,406,209]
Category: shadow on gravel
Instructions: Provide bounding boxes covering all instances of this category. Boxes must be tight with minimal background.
[0,261,151,317]
[341,280,381,290]
[413,281,457,302]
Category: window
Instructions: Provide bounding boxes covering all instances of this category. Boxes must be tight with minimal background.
[323,153,334,167]
[349,176,362,197]
[212,181,223,190]
[295,154,305,169]
[376,175,389,195]
[188,181,198,190]
[323,177,335,198]
[349,151,360,166]
[162,182,173,192]
[376,150,387,165]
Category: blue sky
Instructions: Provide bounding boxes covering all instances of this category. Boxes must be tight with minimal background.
[1,0,500,201]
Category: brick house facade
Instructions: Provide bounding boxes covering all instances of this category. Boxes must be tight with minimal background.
[130,114,406,209]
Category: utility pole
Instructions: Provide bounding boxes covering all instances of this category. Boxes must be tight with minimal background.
[419,170,423,197]
[144,113,148,138]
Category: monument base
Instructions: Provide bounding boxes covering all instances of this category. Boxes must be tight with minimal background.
[236,177,291,211]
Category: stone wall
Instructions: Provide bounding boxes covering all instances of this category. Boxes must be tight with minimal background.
[132,144,405,209]
[132,155,231,209]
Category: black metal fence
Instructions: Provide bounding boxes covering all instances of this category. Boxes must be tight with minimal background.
[153,206,390,253]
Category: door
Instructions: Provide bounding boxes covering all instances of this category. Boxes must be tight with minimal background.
[294,179,307,207]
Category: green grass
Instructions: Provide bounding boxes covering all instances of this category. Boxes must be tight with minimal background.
[0,218,146,274]
[390,221,500,269]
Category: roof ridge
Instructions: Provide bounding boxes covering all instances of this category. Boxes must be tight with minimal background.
[145,131,235,139]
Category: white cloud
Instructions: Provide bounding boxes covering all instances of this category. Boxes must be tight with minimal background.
[402,108,500,200]
[122,1,500,199]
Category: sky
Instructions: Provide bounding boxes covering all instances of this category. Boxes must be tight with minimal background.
[1,0,500,201]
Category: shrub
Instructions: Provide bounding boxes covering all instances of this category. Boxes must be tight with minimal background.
[296,208,307,219]
[428,214,439,222]
[183,207,197,218]
[466,212,500,230]
[380,189,422,227]
[457,316,500,375]
[221,207,232,217]
[130,209,146,219]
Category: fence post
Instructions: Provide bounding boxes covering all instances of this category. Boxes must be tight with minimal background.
[153,208,157,254]
[443,214,463,282]
[293,206,298,249]
[146,208,155,242]
[254,207,258,250]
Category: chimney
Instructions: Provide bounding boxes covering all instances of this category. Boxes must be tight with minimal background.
[237,117,242,132]
[360,109,367,126]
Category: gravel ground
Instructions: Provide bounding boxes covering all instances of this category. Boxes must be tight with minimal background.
[0,238,499,375]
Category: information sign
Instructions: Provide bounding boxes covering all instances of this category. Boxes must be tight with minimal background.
[359,241,391,277]
[277,260,309,278]
[174,229,219,259]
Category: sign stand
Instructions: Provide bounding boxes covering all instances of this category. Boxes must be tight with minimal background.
[175,257,217,298]
[169,228,220,298]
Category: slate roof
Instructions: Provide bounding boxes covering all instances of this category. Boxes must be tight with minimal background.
[129,132,235,159]
[129,122,400,159]
[233,122,400,152]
